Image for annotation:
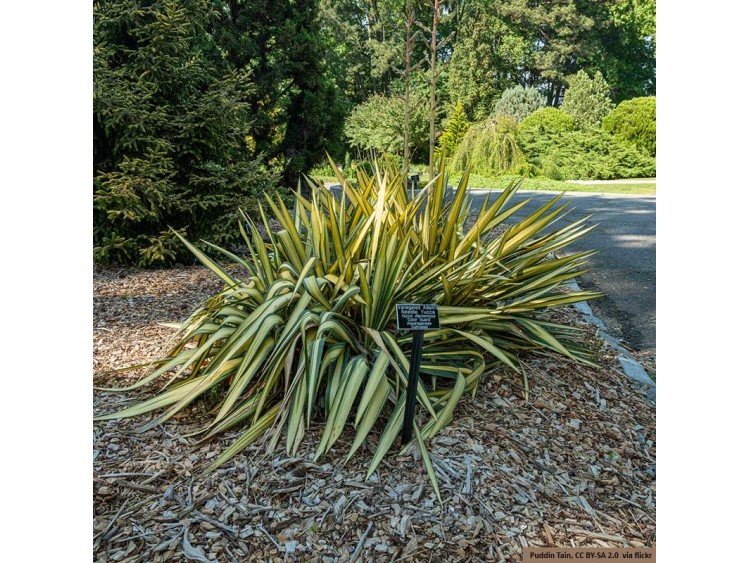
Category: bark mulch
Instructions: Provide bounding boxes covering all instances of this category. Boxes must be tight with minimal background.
[93,267,655,562]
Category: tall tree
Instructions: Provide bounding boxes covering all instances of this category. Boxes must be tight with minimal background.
[419,0,454,180]
[595,0,656,102]
[318,0,376,102]
[317,0,411,103]
[209,0,345,182]
[278,0,347,183]
[402,0,415,176]
[496,0,605,106]
[444,1,523,120]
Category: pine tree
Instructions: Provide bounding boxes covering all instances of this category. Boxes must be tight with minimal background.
[561,70,614,129]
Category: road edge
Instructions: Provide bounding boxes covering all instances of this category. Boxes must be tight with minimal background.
[323,182,655,198]
[568,278,656,403]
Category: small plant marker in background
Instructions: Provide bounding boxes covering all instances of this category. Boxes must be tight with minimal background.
[396,304,440,443]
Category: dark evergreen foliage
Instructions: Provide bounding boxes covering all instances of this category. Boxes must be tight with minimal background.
[93,0,278,266]
[210,0,347,179]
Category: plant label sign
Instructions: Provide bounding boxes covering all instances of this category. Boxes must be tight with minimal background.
[396,304,440,330]
[395,304,439,443]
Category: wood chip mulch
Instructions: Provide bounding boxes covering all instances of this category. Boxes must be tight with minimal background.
[93,267,656,562]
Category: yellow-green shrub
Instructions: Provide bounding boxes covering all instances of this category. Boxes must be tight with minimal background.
[602,97,656,157]
[519,128,656,180]
[450,115,529,176]
[518,107,576,136]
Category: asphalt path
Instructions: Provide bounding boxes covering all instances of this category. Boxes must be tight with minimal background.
[467,189,656,356]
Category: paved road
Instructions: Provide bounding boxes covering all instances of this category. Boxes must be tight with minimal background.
[467,190,656,355]
[325,183,656,355]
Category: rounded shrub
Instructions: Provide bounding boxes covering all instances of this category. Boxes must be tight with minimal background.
[518,107,576,136]
[602,97,656,157]
[344,94,429,160]
[492,85,546,123]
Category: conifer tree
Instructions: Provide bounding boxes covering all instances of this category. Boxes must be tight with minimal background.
[493,85,546,123]
[438,100,470,159]
[93,0,276,266]
[561,70,614,129]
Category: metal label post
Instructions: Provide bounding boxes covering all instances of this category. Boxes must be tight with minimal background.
[395,304,440,443]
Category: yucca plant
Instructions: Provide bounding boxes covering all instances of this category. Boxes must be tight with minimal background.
[95,157,600,500]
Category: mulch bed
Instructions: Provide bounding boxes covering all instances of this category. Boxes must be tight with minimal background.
[93,266,656,562]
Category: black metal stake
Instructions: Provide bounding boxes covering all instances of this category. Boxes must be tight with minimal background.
[402,329,424,443]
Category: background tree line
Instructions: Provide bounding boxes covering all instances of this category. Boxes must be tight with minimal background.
[94,0,655,266]
[321,0,654,119]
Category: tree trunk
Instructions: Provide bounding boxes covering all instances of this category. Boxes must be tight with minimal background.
[545,81,555,106]
[553,82,564,107]
[403,0,413,181]
[428,0,438,181]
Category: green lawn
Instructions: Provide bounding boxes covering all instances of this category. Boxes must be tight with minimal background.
[562,182,656,195]
[310,171,656,195]
[445,174,656,195]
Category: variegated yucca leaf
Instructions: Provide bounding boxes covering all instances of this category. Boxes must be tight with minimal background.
[95,156,601,500]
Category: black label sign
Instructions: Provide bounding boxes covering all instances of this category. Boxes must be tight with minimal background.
[396,304,440,330]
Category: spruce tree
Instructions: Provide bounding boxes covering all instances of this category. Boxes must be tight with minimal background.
[93,0,276,266]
